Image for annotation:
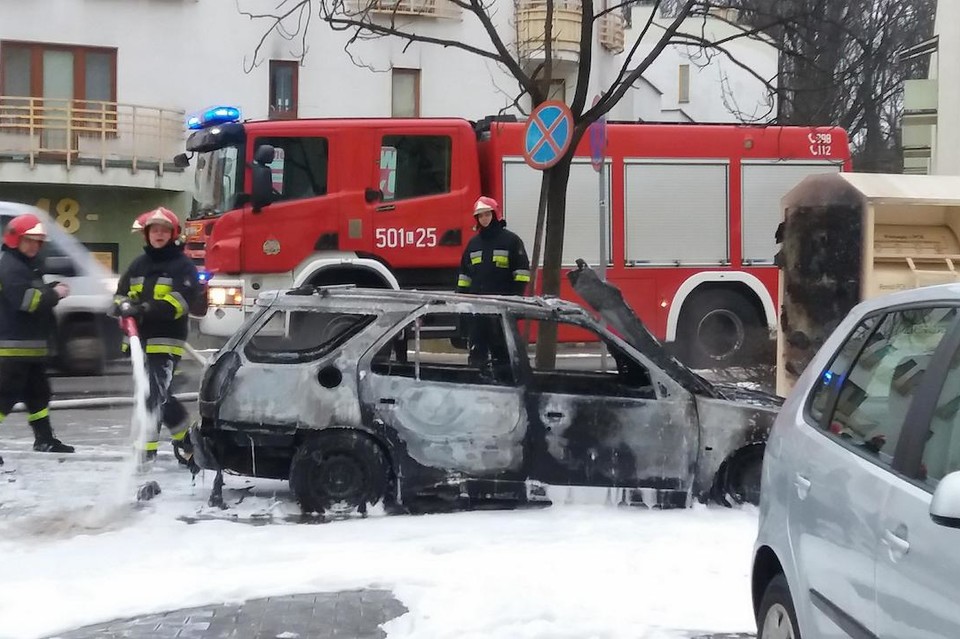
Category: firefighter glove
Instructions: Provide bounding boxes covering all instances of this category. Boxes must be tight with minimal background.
[117,299,144,319]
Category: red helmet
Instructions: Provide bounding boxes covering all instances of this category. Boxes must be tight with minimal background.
[3,213,47,249]
[140,207,181,238]
[473,196,500,220]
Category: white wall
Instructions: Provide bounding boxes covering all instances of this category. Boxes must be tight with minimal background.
[1,0,776,127]
[621,8,778,123]
[932,0,960,175]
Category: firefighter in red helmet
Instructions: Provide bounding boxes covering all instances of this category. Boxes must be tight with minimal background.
[0,213,74,464]
[456,196,530,366]
[114,207,200,469]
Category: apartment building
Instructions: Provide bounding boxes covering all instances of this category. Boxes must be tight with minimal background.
[0,0,776,271]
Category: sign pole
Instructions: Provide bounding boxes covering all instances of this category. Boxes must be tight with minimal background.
[598,161,607,283]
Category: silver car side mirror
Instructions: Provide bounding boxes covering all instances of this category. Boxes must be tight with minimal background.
[930,471,960,529]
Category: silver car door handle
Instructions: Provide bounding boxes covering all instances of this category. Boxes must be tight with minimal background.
[882,528,910,559]
[794,473,812,500]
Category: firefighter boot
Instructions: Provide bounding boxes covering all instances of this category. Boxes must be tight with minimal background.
[171,428,199,475]
[30,412,75,453]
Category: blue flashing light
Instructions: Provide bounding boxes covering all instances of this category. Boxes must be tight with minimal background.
[822,370,834,384]
[187,105,242,130]
[198,271,211,283]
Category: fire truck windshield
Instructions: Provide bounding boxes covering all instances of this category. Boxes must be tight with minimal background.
[190,145,242,219]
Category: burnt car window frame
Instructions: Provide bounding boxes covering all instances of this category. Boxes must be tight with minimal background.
[366,307,519,387]
[509,313,663,400]
[243,306,377,364]
[804,301,960,480]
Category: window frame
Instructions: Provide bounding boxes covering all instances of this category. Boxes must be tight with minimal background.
[0,40,118,136]
[243,308,376,364]
[678,63,690,104]
[391,68,420,118]
[268,59,299,120]
[510,314,660,400]
[252,135,329,203]
[366,309,519,387]
[378,133,452,202]
[803,301,960,487]
[0,40,117,103]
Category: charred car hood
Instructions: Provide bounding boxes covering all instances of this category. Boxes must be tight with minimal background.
[568,261,739,401]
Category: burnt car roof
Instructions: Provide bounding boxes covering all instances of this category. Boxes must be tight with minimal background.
[256,285,593,319]
[256,270,722,400]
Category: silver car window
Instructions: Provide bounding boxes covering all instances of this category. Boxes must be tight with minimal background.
[826,308,957,467]
[922,345,960,486]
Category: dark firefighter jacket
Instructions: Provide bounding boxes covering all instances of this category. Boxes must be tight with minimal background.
[116,242,199,357]
[457,220,531,296]
[0,246,60,360]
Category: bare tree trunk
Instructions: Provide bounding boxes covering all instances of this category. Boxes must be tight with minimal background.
[535,156,573,370]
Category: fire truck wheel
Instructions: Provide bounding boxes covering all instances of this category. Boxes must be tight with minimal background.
[678,289,763,369]
[290,430,390,516]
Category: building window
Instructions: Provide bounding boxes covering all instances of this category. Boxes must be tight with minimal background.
[548,79,566,103]
[392,68,420,117]
[678,64,690,103]
[0,41,116,106]
[1,41,117,148]
[268,60,298,119]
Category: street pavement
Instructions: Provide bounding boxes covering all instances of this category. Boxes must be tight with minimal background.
[2,358,765,639]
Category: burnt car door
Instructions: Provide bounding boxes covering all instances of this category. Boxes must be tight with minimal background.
[358,308,529,481]
[514,315,698,503]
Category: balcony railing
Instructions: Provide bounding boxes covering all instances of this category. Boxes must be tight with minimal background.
[598,11,624,53]
[0,96,185,174]
[516,0,583,63]
[361,0,460,18]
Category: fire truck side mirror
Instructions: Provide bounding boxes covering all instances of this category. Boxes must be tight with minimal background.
[251,164,274,213]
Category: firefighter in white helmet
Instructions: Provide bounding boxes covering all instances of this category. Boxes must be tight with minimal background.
[456,196,530,366]
[0,214,74,464]
[114,207,200,468]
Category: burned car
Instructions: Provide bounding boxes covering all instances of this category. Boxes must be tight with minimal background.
[192,264,781,514]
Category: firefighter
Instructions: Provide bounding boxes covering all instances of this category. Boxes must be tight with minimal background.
[456,196,531,366]
[114,207,199,467]
[0,213,74,463]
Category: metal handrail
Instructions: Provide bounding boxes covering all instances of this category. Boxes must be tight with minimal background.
[0,96,185,173]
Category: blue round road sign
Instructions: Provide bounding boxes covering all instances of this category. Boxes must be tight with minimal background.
[523,101,574,170]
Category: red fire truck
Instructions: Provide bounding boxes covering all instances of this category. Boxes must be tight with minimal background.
[182,108,849,365]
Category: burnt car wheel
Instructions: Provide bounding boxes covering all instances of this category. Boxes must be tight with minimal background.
[290,430,390,515]
[728,448,764,506]
[757,573,801,639]
[712,446,764,507]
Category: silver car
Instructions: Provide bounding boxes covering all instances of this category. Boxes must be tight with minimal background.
[753,284,960,638]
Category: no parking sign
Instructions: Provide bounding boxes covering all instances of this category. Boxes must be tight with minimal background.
[523,101,574,170]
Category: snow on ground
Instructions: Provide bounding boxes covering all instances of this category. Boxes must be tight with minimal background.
[0,443,761,639]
